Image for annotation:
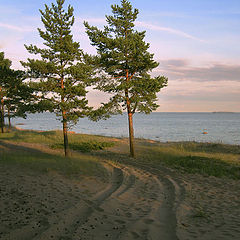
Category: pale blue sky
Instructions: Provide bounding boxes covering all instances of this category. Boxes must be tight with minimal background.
[0,0,239,112]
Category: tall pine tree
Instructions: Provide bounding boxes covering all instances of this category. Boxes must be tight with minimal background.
[0,52,12,133]
[22,0,94,157]
[85,0,168,157]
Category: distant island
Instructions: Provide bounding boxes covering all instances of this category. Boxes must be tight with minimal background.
[212,111,236,113]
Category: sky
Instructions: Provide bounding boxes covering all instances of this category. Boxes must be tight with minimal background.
[0,0,240,112]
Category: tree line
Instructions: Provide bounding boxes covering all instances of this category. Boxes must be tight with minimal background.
[0,0,168,158]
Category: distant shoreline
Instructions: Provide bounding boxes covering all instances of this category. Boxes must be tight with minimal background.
[212,111,237,114]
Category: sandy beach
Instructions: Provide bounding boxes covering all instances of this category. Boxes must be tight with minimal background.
[1,140,240,240]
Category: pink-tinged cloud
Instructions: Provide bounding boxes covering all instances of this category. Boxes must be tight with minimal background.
[0,22,35,32]
[157,59,240,82]
[156,77,240,112]
[135,21,206,42]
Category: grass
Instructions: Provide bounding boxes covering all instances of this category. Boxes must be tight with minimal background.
[51,141,114,152]
[0,129,113,180]
[173,141,240,155]
[0,148,107,179]
[0,128,115,152]
[133,141,240,179]
[0,129,240,180]
[96,139,240,180]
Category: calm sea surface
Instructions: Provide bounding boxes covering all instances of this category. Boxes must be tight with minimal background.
[12,112,240,145]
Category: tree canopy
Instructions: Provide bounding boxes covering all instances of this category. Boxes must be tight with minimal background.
[0,52,12,132]
[0,52,34,130]
[85,0,168,157]
[22,0,95,156]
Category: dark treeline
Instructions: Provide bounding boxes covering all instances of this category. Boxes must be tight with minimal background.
[0,0,168,158]
[0,52,34,133]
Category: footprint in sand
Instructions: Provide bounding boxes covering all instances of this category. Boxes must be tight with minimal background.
[115,219,125,224]
[131,231,141,238]
[125,212,132,218]
[144,218,155,224]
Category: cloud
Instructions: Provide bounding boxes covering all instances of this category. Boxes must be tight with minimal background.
[160,59,189,68]
[157,59,240,82]
[135,21,205,42]
[0,22,35,32]
[156,77,240,112]
[75,18,205,42]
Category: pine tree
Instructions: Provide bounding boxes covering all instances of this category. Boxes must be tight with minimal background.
[85,0,168,157]
[0,52,12,133]
[0,52,34,130]
[22,0,94,157]
[3,69,33,128]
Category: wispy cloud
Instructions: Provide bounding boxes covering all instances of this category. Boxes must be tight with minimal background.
[136,21,205,42]
[75,17,204,42]
[156,74,240,112]
[158,59,240,82]
[0,22,35,32]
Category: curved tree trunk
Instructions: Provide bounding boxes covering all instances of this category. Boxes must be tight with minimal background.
[125,70,135,158]
[127,111,135,158]
[0,96,4,133]
[60,69,69,157]
[0,108,3,133]
[62,111,69,157]
[8,105,11,128]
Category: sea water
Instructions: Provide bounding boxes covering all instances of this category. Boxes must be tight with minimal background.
[12,112,240,145]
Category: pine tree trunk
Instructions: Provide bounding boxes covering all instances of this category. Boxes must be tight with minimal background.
[0,97,4,133]
[8,106,11,128]
[0,109,3,133]
[60,69,69,157]
[62,111,69,157]
[127,111,135,158]
[125,70,135,158]
[1,99,4,126]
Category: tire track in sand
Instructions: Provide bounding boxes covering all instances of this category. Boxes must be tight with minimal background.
[33,166,123,240]
[72,162,184,240]
[1,166,123,240]
[2,161,184,240]
[116,162,185,240]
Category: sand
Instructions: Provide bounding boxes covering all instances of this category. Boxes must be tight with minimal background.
[1,154,240,239]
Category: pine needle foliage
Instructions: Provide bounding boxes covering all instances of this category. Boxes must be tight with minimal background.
[0,52,34,130]
[3,69,34,126]
[22,0,95,157]
[84,0,168,157]
[0,52,12,132]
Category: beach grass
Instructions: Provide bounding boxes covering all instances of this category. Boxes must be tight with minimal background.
[0,129,239,179]
[0,128,115,152]
[0,149,107,179]
[95,139,240,179]
[133,140,240,179]
[0,129,110,180]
